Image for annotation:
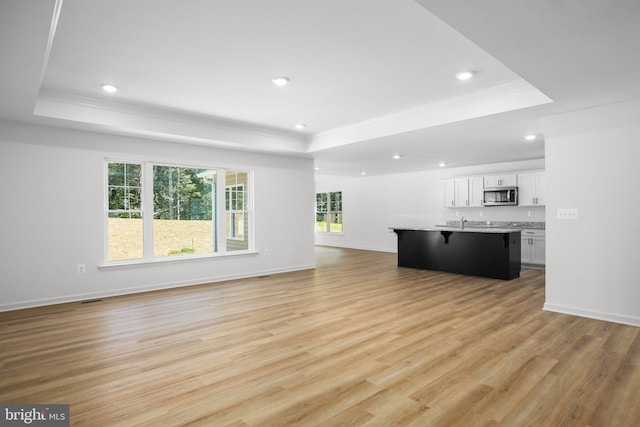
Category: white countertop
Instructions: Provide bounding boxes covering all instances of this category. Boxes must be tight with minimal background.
[391,226,522,233]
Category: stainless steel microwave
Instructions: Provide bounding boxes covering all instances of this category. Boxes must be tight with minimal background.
[483,186,518,206]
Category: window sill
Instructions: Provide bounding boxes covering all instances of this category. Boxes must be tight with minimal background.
[98,250,259,270]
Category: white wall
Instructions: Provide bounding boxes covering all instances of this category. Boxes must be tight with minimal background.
[315,158,545,252]
[0,120,316,311]
[545,99,640,326]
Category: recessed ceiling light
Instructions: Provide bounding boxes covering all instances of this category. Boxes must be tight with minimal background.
[524,134,537,141]
[361,171,367,176]
[392,154,402,160]
[295,123,306,130]
[272,76,290,87]
[101,83,118,93]
[455,71,475,81]
[314,167,320,171]
[438,162,447,167]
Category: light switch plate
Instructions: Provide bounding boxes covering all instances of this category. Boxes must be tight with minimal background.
[557,208,578,219]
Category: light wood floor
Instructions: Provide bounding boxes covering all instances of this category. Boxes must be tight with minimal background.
[1,247,639,426]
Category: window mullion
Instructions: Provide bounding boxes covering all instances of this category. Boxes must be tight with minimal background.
[247,172,254,251]
[326,192,331,232]
[104,165,110,263]
[143,163,154,259]
[216,168,227,254]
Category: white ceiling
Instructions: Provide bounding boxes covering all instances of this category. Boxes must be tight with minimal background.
[2,0,640,176]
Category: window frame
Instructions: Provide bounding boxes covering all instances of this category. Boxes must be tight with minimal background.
[315,191,343,234]
[103,159,255,267]
[106,161,145,261]
[225,183,246,241]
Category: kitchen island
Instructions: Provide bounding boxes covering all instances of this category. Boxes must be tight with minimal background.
[391,226,521,280]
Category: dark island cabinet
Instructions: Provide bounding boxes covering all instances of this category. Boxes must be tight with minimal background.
[392,228,521,280]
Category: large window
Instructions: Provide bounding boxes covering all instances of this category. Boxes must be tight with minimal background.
[106,161,252,263]
[316,191,342,233]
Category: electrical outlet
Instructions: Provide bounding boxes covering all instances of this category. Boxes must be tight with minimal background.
[264,248,269,256]
[77,264,86,274]
[557,208,578,220]
[479,211,484,217]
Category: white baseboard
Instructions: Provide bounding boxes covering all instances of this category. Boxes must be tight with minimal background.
[314,243,396,253]
[0,264,316,313]
[521,263,545,270]
[543,302,640,327]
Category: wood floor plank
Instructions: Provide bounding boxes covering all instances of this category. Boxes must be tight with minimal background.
[1,246,639,426]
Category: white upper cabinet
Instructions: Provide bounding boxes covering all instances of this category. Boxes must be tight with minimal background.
[535,172,546,205]
[443,178,456,207]
[443,177,482,208]
[468,176,484,207]
[454,178,469,207]
[484,173,517,188]
[518,171,546,206]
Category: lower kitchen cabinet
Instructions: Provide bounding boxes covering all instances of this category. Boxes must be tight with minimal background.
[521,229,545,267]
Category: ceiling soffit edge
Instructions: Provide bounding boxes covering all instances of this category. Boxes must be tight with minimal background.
[33,89,308,153]
[307,79,553,153]
[37,0,64,87]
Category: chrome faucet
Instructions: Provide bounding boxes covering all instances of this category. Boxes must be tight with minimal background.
[460,216,467,230]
